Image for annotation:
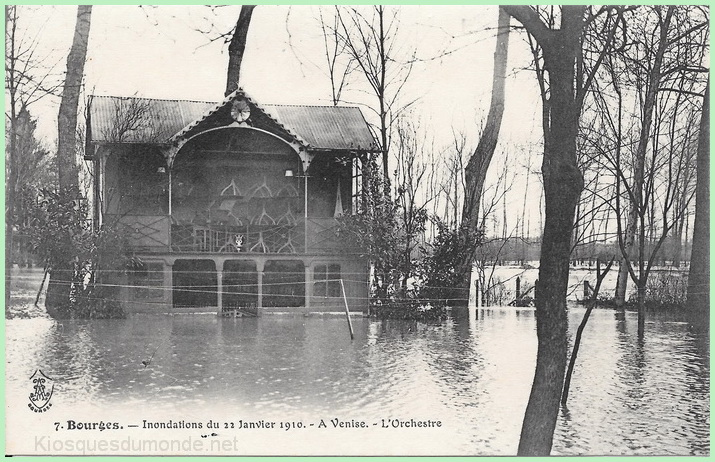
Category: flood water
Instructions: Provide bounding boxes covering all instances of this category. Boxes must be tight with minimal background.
[5,305,709,456]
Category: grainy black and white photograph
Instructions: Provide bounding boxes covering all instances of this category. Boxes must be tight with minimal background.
[5,4,710,456]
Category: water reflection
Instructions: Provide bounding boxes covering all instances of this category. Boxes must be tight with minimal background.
[553,308,710,456]
[5,306,709,455]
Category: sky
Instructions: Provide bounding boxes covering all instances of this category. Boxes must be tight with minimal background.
[11,5,546,237]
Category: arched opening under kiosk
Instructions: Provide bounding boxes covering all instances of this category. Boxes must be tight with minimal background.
[173,259,217,308]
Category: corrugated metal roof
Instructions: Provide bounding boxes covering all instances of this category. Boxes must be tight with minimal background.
[262,104,376,150]
[88,94,376,151]
[88,95,215,144]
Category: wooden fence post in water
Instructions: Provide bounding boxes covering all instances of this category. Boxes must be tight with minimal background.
[516,277,521,300]
[35,266,49,307]
[339,279,354,340]
[475,280,482,309]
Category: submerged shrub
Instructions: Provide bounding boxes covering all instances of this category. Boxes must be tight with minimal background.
[30,189,127,319]
[636,270,688,309]
[371,299,448,322]
[420,221,483,307]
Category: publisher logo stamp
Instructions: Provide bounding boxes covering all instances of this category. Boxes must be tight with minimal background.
[28,370,54,412]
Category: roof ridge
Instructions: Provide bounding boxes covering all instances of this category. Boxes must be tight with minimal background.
[90,95,360,110]
[90,94,218,105]
[264,103,361,110]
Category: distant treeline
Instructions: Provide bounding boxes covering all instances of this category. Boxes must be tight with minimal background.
[476,237,692,267]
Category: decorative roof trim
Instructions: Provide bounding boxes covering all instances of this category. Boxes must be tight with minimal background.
[169,88,310,149]
[165,124,306,169]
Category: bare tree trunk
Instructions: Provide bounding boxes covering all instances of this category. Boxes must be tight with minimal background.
[503,6,587,456]
[687,80,709,314]
[225,5,256,96]
[615,7,673,313]
[636,282,646,336]
[6,5,21,315]
[614,224,633,306]
[462,7,510,230]
[452,7,510,305]
[672,217,684,267]
[376,6,391,193]
[614,263,628,303]
[520,159,531,264]
[673,151,694,267]
[57,5,91,193]
[520,50,583,457]
[47,5,92,317]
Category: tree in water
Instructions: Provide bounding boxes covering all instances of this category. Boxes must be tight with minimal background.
[46,5,92,317]
[613,6,672,308]
[453,7,510,306]
[588,6,708,327]
[687,80,709,316]
[501,6,626,455]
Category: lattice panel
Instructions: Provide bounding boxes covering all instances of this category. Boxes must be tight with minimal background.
[118,215,170,250]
